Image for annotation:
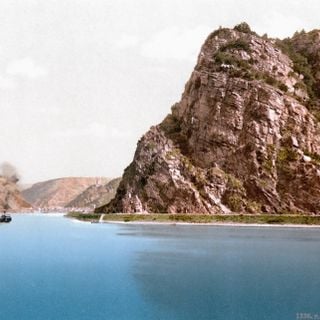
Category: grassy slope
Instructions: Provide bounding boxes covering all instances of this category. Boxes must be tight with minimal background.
[67,212,320,225]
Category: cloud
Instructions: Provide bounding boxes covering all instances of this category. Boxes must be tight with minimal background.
[54,122,108,139]
[110,127,132,139]
[6,58,47,79]
[255,12,305,39]
[53,122,133,140]
[0,75,15,90]
[140,25,211,62]
[115,33,140,49]
[35,106,61,116]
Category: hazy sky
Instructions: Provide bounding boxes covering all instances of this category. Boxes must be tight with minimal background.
[1,0,320,183]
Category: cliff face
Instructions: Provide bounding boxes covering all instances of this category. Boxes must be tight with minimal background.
[98,24,320,215]
[0,177,31,211]
[22,177,110,208]
[66,178,121,209]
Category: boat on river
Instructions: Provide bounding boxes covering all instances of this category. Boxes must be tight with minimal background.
[0,214,12,223]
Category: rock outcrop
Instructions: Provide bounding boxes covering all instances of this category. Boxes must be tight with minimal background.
[22,177,110,209]
[66,177,121,209]
[97,23,320,215]
[0,177,31,211]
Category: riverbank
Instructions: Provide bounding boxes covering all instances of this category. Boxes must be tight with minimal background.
[66,212,320,227]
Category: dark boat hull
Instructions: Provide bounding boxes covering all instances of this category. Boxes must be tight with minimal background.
[0,214,12,223]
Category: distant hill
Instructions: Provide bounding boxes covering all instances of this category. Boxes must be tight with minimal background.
[22,177,110,208]
[0,177,32,211]
[66,178,121,209]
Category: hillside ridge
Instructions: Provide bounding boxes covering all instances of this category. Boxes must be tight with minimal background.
[97,23,320,214]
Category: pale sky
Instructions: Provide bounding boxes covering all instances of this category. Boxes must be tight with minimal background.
[1,0,319,183]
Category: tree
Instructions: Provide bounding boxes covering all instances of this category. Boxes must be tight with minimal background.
[234,22,252,34]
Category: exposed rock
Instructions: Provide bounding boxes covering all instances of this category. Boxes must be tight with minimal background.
[22,177,110,209]
[303,155,312,162]
[66,177,121,209]
[97,24,320,215]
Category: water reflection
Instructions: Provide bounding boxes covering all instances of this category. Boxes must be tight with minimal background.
[117,224,320,320]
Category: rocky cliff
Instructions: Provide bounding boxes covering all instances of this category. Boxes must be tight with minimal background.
[23,177,110,208]
[66,177,121,209]
[97,23,320,215]
[0,177,31,211]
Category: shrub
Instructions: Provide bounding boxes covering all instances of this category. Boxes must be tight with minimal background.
[226,174,245,191]
[265,75,277,86]
[276,39,317,100]
[234,22,252,34]
[214,51,238,66]
[208,27,228,39]
[262,73,288,92]
[225,194,244,212]
[278,83,288,92]
[221,39,251,52]
[246,200,262,213]
[311,110,320,123]
[294,82,306,90]
[263,159,273,172]
[277,147,299,163]
[214,51,251,72]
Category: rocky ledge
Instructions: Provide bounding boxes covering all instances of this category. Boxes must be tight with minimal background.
[97,23,320,215]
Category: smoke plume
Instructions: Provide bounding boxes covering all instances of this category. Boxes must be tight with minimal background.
[0,162,20,183]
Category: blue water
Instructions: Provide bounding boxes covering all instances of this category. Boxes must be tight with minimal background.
[1,215,320,320]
